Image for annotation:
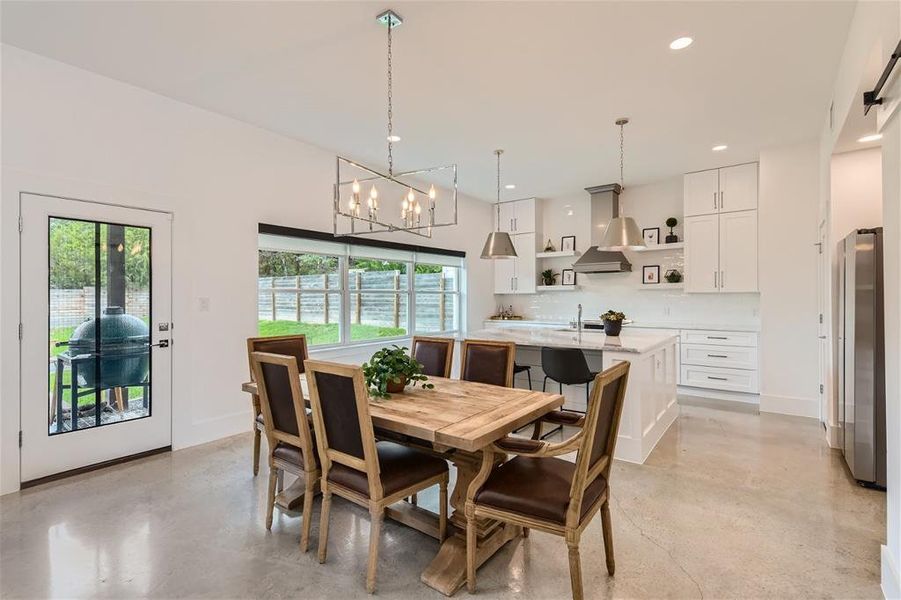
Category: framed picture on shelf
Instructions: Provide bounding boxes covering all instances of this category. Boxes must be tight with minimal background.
[561,236,576,252]
[642,265,660,284]
[561,269,576,286]
[642,227,660,246]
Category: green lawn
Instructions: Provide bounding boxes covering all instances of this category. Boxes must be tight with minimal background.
[258,320,406,345]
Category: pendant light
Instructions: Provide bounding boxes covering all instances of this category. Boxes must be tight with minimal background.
[481,149,518,259]
[599,118,645,250]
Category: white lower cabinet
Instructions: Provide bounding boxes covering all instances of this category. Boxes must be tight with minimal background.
[680,364,759,394]
[678,329,759,395]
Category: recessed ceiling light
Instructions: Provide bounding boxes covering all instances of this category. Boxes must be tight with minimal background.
[712,144,728,151]
[387,135,401,142]
[505,184,516,189]
[669,37,693,50]
[858,133,882,143]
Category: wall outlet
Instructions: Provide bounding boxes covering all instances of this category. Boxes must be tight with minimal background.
[198,297,210,312]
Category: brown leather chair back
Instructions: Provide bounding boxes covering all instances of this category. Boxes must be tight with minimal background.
[460,339,515,387]
[304,360,383,497]
[247,335,310,380]
[250,351,317,471]
[412,336,454,378]
[567,361,630,521]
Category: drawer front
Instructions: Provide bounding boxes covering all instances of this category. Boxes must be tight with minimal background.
[680,329,758,347]
[681,343,758,370]
[680,364,759,393]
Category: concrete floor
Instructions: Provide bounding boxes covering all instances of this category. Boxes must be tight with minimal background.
[0,404,886,599]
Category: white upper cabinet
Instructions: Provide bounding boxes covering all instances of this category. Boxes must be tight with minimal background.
[684,214,720,293]
[513,232,537,294]
[493,253,516,294]
[718,163,758,213]
[683,163,757,217]
[493,198,538,234]
[683,169,720,217]
[718,210,758,292]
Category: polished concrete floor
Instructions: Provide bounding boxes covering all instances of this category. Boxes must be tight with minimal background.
[0,404,886,599]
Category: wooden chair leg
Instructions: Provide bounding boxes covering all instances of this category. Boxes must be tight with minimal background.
[601,500,615,575]
[276,469,285,493]
[531,421,542,440]
[265,467,278,530]
[252,428,262,476]
[300,475,315,553]
[366,508,384,594]
[318,490,332,564]
[466,516,477,593]
[438,481,448,542]
[522,527,530,538]
[567,540,584,600]
[410,493,418,506]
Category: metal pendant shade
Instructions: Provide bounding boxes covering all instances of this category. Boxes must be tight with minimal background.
[599,117,645,251]
[481,231,517,259]
[481,149,518,259]
[599,216,645,250]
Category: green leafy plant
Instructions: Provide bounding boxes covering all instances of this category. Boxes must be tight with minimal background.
[665,269,683,283]
[666,217,678,229]
[600,310,626,322]
[362,345,434,399]
[540,269,558,286]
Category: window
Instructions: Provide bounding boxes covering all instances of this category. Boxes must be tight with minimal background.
[258,250,342,346]
[257,229,465,348]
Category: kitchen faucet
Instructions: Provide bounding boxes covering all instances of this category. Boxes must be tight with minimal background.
[577,304,582,333]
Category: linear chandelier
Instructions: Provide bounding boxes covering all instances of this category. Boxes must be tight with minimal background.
[333,9,458,239]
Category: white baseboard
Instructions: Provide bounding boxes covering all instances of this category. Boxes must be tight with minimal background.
[825,423,842,448]
[677,385,760,405]
[883,545,900,600]
[759,394,819,419]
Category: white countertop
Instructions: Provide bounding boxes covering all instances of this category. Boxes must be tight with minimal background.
[467,326,678,354]
[483,319,760,333]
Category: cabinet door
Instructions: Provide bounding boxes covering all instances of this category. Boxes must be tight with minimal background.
[719,210,758,292]
[493,255,516,294]
[495,202,516,233]
[683,169,720,217]
[719,163,758,213]
[684,214,719,293]
[512,198,536,233]
[513,232,536,293]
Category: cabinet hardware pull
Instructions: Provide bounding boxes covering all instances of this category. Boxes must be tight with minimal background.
[713,192,717,210]
[720,191,724,209]
[707,376,728,381]
[707,336,728,339]
[720,270,725,288]
[510,218,514,230]
[714,271,718,288]
[707,354,728,358]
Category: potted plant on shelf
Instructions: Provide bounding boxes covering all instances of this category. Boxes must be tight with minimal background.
[665,217,679,243]
[362,345,434,399]
[665,269,683,283]
[541,269,559,286]
[600,310,626,336]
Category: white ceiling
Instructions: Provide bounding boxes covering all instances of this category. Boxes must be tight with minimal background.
[1,1,856,201]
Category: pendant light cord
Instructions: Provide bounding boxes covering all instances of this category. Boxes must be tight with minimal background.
[619,120,625,190]
[495,149,503,231]
[387,17,394,177]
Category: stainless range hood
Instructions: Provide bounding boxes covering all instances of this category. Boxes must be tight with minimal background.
[572,183,633,273]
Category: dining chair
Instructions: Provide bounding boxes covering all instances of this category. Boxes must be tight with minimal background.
[304,359,449,594]
[250,351,320,552]
[411,336,455,378]
[460,339,515,387]
[246,334,309,477]
[464,360,631,600]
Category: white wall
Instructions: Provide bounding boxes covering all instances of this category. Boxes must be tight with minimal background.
[816,1,900,596]
[758,142,821,418]
[831,147,884,242]
[0,46,494,494]
[497,177,760,329]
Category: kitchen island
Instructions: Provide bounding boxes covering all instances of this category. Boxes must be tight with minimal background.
[467,326,679,464]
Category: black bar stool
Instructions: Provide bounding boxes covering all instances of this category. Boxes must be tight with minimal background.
[541,347,597,403]
[513,363,532,389]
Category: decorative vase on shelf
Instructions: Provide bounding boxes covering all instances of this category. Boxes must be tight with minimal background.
[664,269,682,283]
[603,320,623,336]
[544,239,557,252]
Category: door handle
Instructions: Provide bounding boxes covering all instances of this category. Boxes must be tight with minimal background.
[150,340,170,348]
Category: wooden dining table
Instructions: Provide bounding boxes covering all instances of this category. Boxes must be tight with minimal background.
[241,374,564,596]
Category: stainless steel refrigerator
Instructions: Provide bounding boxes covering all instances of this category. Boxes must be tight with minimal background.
[838,228,886,488]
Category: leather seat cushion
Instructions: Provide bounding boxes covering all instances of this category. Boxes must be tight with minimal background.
[475,456,607,524]
[272,441,319,467]
[328,441,448,497]
[256,408,313,428]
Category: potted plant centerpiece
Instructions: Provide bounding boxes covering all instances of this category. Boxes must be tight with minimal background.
[541,269,559,286]
[362,345,434,399]
[600,310,626,336]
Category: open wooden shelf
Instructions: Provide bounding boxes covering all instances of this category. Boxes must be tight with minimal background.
[632,242,684,252]
[536,285,580,292]
[536,250,581,259]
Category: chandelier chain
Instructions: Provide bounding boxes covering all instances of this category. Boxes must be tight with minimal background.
[387,18,394,176]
